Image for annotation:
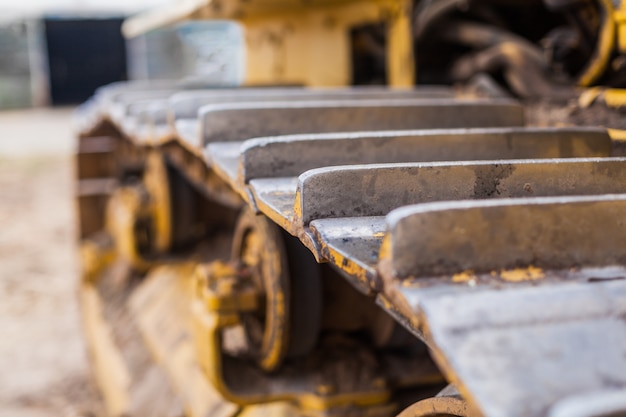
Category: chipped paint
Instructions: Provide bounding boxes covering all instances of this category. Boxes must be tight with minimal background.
[500,266,545,282]
[452,270,477,283]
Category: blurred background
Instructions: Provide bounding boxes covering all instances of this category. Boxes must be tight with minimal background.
[0,1,242,415]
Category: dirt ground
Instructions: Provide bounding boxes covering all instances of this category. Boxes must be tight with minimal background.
[0,108,103,417]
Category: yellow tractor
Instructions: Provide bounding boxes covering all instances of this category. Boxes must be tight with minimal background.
[76,1,626,416]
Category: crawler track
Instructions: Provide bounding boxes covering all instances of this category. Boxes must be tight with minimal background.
[77,82,626,417]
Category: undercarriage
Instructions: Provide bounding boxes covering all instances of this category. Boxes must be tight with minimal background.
[76,1,626,416]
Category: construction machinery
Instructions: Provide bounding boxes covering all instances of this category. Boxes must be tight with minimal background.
[76,1,626,416]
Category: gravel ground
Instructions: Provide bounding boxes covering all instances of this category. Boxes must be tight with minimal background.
[0,108,103,417]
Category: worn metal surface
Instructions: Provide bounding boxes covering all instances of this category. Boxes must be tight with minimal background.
[296,157,626,226]
[174,119,202,152]
[396,385,480,417]
[248,178,300,231]
[106,90,180,128]
[170,87,453,121]
[199,99,524,146]
[210,123,613,195]
[310,217,386,293]
[246,156,626,280]
[131,100,171,143]
[236,127,610,183]
[382,194,626,279]
[549,389,626,417]
[418,280,626,417]
[173,87,455,150]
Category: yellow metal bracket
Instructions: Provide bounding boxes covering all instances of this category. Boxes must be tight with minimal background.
[615,0,626,53]
[144,151,172,253]
[578,87,626,141]
[80,236,115,283]
[105,185,151,270]
[576,0,617,86]
[192,261,392,414]
[103,152,174,270]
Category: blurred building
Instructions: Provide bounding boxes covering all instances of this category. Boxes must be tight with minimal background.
[0,0,244,108]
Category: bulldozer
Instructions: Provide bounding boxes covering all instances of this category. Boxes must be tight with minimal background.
[76,0,626,416]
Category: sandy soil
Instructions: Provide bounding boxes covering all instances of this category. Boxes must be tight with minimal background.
[0,109,103,417]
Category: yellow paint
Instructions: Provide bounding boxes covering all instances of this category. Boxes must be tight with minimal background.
[293,189,303,221]
[105,186,151,270]
[242,1,415,87]
[602,89,626,108]
[128,264,240,417]
[386,0,415,87]
[192,260,390,411]
[298,389,390,411]
[578,87,603,108]
[616,0,626,52]
[204,288,260,312]
[80,239,114,283]
[253,192,296,234]
[260,288,286,372]
[378,235,392,262]
[577,0,616,86]
[327,245,372,291]
[500,266,545,282]
[124,0,415,87]
[238,402,297,417]
[80,283,131,416]
[194,262,260,312]
[452,270,476,283]
[608,128,626,141]
[144,151,172,253]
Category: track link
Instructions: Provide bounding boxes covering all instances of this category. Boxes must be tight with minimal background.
[76,82,626,417]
